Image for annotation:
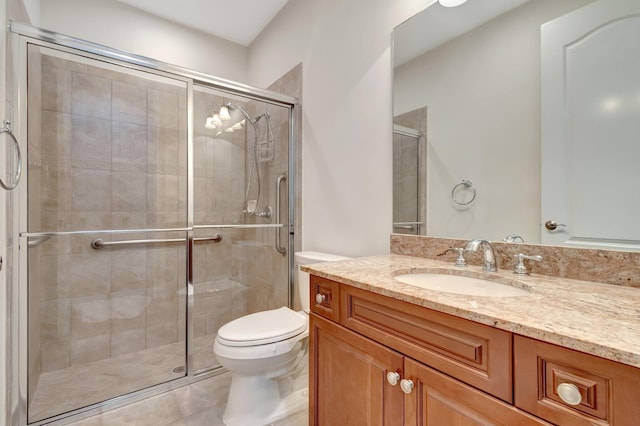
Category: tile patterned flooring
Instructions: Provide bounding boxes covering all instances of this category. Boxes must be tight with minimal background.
[64,373,308,426]
[30,335,307,425]
[30,335,217,423]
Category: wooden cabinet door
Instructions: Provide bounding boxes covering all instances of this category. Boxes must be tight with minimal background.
[310,314,404,426]
[404,358,550,426]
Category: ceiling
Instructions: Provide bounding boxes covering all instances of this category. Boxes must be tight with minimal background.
[115,0,289,46]
[394,0,531,66]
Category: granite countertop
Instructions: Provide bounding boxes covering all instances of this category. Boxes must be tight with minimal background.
[302,254,640,369]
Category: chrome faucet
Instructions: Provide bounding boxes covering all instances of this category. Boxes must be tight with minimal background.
[464,239,498,272]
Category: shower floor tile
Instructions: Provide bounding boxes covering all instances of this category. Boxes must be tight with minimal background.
[29,334,220,423]
[65,373,308,426]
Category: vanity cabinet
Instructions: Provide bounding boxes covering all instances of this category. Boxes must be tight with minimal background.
[309,275,640,425]
[309,275,547,425]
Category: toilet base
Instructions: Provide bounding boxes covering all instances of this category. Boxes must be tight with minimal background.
[222,374,308,426]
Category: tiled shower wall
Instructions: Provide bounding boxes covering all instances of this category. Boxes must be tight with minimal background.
[31,51,191,373]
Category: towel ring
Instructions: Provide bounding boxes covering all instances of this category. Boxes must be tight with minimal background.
[0,121,22,191]
[451,180,476,206]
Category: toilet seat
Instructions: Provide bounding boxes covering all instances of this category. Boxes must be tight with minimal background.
[217,307,307,347]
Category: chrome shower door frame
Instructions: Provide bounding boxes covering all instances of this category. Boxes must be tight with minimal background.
[8,22,298,426]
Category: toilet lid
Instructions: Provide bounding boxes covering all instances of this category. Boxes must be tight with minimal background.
[217,307,307,347]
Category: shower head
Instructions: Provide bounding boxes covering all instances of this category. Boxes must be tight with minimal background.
[226,103,256,126]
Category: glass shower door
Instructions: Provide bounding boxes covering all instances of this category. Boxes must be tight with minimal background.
[191,84,291,372]
[24,44,189,423]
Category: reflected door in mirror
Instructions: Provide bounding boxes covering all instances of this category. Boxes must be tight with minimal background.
[541,0,640,249]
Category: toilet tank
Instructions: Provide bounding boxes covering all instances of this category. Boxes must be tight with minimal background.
[295,251,351,313]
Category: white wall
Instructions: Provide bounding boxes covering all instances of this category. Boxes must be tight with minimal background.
[249,0,431,257]
[394,0,593,243]
[40,0,248,82]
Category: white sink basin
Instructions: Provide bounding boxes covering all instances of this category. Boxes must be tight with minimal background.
[394,271,530,297]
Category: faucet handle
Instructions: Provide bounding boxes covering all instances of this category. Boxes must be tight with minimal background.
[437,248,468,267]
[513,253,543,275]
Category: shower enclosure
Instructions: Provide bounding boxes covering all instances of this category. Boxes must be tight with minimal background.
[8,23,297,425]
[393,106,426,236]
[392,125,424,235]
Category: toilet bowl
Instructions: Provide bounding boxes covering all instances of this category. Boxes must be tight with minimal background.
[213,251,350,426]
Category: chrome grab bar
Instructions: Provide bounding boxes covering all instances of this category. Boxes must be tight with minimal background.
[275,173,287,255]
[91,234,222,250]
[394,225,416,230]
[194,224,281,229]
[393,222,424,230]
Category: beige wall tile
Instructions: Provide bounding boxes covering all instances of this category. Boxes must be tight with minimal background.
[147,88,178,129]
[71,115,112,162]
[71,168,112,211]
[40,339,71,372]
[112,170,147,211]
[147,126,179,174]
[70,296,111,339]
[146,322,178,348]
[112,81,147,125]
[42,65,72,113]
[111,328,146,357]
[58,253,112,297]
[41,299,71,342]
[111,249,147,292]
[41,255,70,300]
[112,121,147,166]
[110,289,149,339]
[41,160,72,211]
[146,174,179,212]
[71,72,112,118]
[70,334,110,365]
[41,111,72,157]
[145,247,180,291]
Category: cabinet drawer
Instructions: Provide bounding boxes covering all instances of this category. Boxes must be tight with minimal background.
[514,335,640,425]
[310,275,340,322]
[341,285,513,402]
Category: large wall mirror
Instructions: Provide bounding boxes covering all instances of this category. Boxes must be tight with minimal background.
[392,0,640,250]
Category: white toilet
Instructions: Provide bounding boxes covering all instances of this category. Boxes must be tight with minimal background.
[213,251,350,426]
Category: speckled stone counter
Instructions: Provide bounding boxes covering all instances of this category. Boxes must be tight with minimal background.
[303,254,640,369]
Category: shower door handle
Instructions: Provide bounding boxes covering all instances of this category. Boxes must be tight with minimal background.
[275,173,287,255]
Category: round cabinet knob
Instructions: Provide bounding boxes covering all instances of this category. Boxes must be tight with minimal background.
[386,372,400,386]
[400,379,414,394]
[557,383,582,406]
[315,293,326,304]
